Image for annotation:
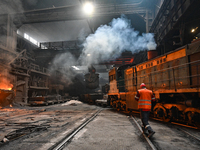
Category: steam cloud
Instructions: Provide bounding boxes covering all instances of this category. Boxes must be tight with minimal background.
[79,15,157,66]
[50,52,77,85]
[51,15,157,84]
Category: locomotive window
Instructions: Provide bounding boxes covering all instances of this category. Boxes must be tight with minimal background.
[148,64,150,67]
[109,76,112,81]
[160,59,162,63]
[117,71,122,78]
[157,60,159,64]
[146,64,147,68]
[110,75,114,81]
[151,62,153,66]
[163,58,166,62]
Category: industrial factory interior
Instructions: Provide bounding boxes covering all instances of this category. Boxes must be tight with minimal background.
[0,0,200,150]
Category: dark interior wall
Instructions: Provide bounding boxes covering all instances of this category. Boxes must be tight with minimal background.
[92,14,146,34]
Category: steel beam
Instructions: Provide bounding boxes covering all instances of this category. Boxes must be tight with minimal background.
[13,4,147,25]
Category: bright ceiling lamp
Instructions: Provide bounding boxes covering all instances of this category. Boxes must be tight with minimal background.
[83,2,94,15]
[191,27,198,33]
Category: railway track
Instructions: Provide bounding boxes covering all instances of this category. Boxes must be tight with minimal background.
[132,115,200,150]
[49,109,102,150]
[130,115,157,150]
[95,101,200,130]
[178,128,200,142]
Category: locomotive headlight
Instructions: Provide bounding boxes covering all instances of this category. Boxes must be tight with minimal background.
[83,2,94,15]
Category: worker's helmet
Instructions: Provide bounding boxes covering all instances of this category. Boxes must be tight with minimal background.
[140,83,146,88]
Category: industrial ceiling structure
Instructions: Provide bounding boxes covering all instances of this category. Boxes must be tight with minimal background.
[3,0,161,69]
[0,0,199,70]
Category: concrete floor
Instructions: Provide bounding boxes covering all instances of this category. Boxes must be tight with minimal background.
[65,109,149,150]
[1,101,200,150]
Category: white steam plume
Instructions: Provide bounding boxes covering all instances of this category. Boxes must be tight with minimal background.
[79,15,157,66]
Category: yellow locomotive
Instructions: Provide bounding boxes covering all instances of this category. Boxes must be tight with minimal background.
[108,39,200,125]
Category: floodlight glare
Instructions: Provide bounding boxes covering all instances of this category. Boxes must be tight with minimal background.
[191,29,195,33]
[83,2,94,15]
[191,27,198,33]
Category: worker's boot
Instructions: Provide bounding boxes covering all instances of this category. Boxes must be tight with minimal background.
[142,126,149,136]
[148,130,155,138]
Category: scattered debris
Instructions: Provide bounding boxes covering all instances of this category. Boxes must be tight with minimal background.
[40,109,46,112]
[5,125,50,141]
[2,138,9,143]
[70,103,77,106]
[36,109,46,112]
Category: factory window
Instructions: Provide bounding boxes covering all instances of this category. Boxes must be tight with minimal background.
[157,60,159,64]
[160,59,162,63]
[163,58,166,62]
[151,62,153,66]
[146,64,148,68]
[24,33,40,47]
[24,33,30,40]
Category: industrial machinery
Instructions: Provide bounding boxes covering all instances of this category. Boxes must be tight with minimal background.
[108,39,200,126]
[29,95,69,106]
[84,65,99,89]
[79,65,103,104]
[0,89,14,107]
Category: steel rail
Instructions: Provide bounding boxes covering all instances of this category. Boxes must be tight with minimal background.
[178,128,200,142]
[130,116,157,150]
[52,109,102,150]
[152,118,199,129]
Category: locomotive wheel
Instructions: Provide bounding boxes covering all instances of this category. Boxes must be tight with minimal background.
[185,111,194,125]
[162,115,170,122]
[116,102,121,111]
[186,112,200,128]
[154,108,170,122]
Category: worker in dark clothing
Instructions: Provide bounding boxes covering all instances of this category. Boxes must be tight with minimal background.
[135,83,156,138]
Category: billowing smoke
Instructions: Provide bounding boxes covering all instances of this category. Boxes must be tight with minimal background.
[49,52,77,86]
[50,15,157,84]
[79,15,157,66]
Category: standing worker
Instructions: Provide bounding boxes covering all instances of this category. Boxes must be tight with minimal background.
[135,83,156,138]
